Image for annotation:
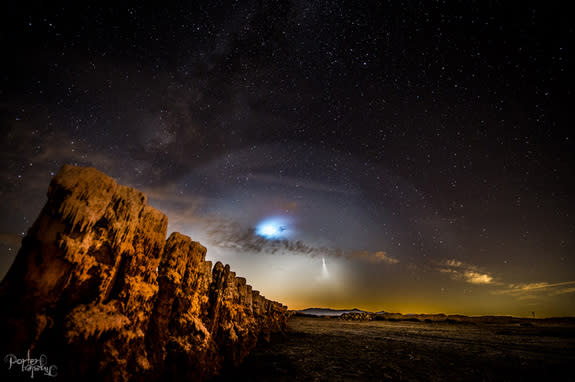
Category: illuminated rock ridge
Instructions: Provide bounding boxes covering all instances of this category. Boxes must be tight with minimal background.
[0,164,288,381]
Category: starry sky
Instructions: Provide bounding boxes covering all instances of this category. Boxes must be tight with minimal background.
[1,1,574,317]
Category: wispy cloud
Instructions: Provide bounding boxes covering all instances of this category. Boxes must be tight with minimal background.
[550,287,575,296]
[439,259,495,285]
[492,281,575,299]
[373,251,400,264]
[463,271,493,285]
[437,258,575,300]
[345,250,399,264]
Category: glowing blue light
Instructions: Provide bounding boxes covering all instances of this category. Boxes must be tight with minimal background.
[261,224,278,236]
[255,217,290,239]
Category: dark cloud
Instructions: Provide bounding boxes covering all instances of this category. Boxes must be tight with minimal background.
[203,217,398,265]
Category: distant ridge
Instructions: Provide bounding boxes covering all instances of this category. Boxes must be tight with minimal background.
[297,308,385,317]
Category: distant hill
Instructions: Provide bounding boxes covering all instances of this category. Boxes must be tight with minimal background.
[297,308,378,317]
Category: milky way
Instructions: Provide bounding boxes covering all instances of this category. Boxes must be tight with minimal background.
[1,1,573,316]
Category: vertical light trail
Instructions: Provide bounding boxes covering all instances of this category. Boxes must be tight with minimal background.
[322,257,329,278]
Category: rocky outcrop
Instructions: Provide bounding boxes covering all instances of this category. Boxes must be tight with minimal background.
[0,165,288,381]
[339,312,374,321]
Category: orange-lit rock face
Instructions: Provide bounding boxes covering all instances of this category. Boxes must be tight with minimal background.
[0,164,288,381]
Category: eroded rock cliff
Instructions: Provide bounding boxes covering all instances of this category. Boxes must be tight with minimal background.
[0,165,288,381]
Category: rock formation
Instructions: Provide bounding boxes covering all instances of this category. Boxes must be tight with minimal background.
[339,312,375,321]
[0,165,288,381]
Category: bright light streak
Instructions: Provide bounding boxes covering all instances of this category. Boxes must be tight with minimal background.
[322,257,329,278]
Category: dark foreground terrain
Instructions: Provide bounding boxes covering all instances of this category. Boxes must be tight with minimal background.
[217,316,575,381]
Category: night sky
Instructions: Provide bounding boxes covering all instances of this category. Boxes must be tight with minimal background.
[1,1,574,316]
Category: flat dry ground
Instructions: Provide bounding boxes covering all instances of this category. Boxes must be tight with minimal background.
[219,316,575,381]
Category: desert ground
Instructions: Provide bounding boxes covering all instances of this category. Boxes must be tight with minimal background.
[216,315,575,381]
